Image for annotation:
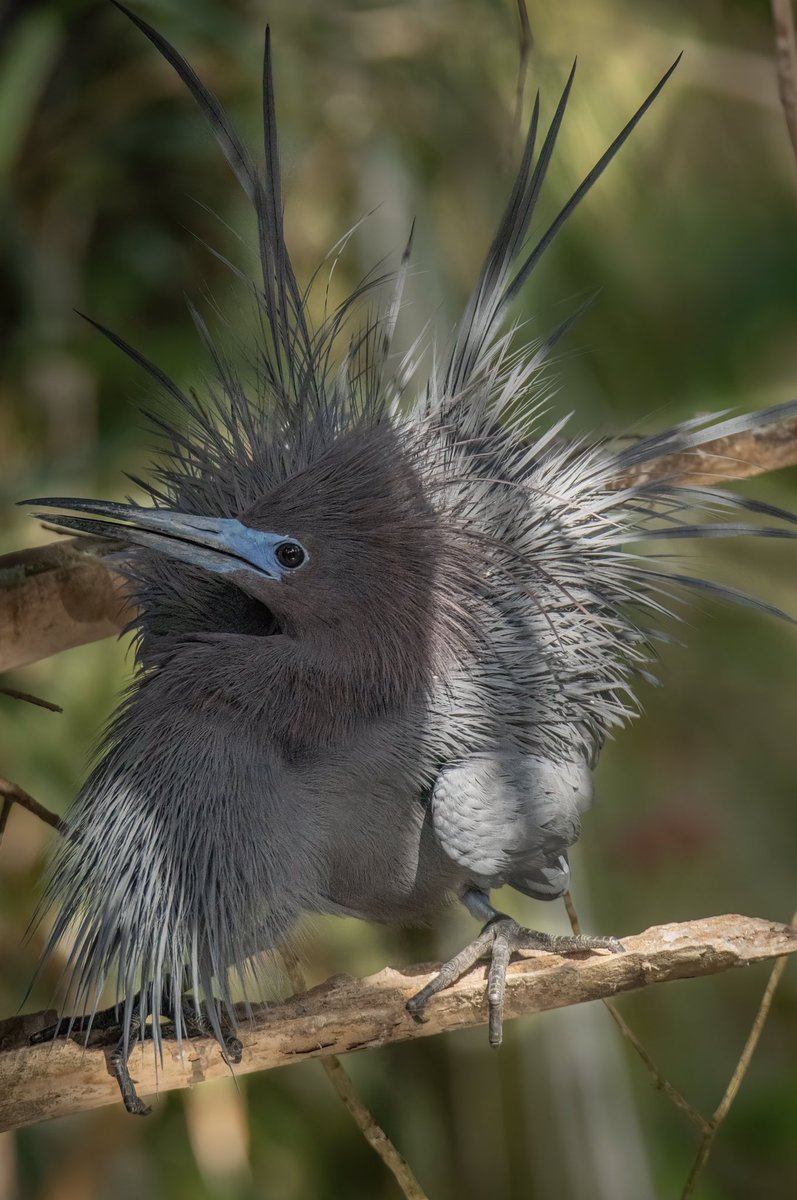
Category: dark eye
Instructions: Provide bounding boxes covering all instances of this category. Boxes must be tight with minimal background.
[275,541,306,570]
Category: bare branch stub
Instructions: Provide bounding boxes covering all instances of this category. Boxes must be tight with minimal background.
[0,538,131,673]
[0,777,66,836]
[1,914,795,1132]
[0,687,62,713]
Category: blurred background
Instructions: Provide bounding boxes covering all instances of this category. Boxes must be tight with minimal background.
[1,0,797,1197]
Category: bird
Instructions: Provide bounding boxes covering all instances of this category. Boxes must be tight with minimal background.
[23,3,797,1116]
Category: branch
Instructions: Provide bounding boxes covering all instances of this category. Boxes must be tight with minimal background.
[772,0,797,170]
[1,914,794,1132]
[609,414,797,489]
[561,892,709,1132]
[0,776,67,837]
[0,687,62,713]
[281,948,430,1200]
[0,538,130,673]
[680,912,797,1199]
[4,415,797,673]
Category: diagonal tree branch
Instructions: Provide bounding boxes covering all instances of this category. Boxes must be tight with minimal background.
[282,948,430,1200]
[608,415,797,489]
[0,776,67,837]
[3,415,797,674]
[772,0,797,170]
[0,538,128,673]
[0,914,794,1132]
[563,891,709,1130]
[680,912,797,1200]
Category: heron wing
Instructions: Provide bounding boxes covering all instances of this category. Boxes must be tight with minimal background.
[430,752,593,899]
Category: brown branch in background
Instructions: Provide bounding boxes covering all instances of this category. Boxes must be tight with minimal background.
[607,414,797,489]
[772,0,797,169]
[601,991,708,1130]
[0,687,62,713]
[0,777,66,844]
[563,893,797,1195]
[563,891,707,1131]
[679,910,797,1200]
[0,538,130,674]
[317,1059,429,1200]
[1,914,795,1132]
[282,948,430,1200]
[4,415,797,675]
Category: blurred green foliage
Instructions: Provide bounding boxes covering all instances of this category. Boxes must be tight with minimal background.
[2,1,797,1197]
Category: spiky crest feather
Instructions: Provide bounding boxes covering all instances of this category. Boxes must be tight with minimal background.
[29,8,797,1060]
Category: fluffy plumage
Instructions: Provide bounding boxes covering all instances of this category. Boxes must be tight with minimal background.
[27,4,797,1075]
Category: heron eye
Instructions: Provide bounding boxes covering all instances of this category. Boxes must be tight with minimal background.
[275,541,306,570]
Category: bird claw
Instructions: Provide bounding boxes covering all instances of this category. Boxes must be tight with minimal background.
[29,993,244,1115]
[30,1020,70,1045]
[223,1035,244,1065]
[406,915,624,1047]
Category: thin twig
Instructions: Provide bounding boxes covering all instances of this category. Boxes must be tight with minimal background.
[563,893,796,1192]
[563,891,707,1130]
[601,996,708,1132]
[562,890,583,937]
[0,777,67,847]
[281,948,430,1200]
[317,1058,430,1200]
[680,909,797,1200]
[772,0,797,169]
[0,687,62,713]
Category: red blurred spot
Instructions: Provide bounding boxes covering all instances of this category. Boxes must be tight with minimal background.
[609,810,718,872]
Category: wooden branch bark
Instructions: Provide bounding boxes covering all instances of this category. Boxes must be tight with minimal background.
[772,0,797,169]
[609,416,797,489]
[0,539,129,672]
[1,914,794,1132]
[3,416,797,674]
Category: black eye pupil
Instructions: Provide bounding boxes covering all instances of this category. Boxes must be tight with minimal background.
[276,541,305,569]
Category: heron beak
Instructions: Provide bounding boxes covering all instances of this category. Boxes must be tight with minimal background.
[19,497,287,581]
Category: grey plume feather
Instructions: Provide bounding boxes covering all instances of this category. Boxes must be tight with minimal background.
[22,8,797,1075]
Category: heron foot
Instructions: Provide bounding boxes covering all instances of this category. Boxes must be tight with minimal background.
[406,914,623,1047]
[29,993,242,1115]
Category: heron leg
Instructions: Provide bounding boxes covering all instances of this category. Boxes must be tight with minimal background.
[406,888,623,1047]
[29,988,242,1115]
[161,997,244,1065]
[110,1001,150,1116]
[29,1001,131,1043]
[30,993,153,1117]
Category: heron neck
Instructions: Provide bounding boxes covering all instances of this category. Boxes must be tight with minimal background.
[151,630,424,754]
